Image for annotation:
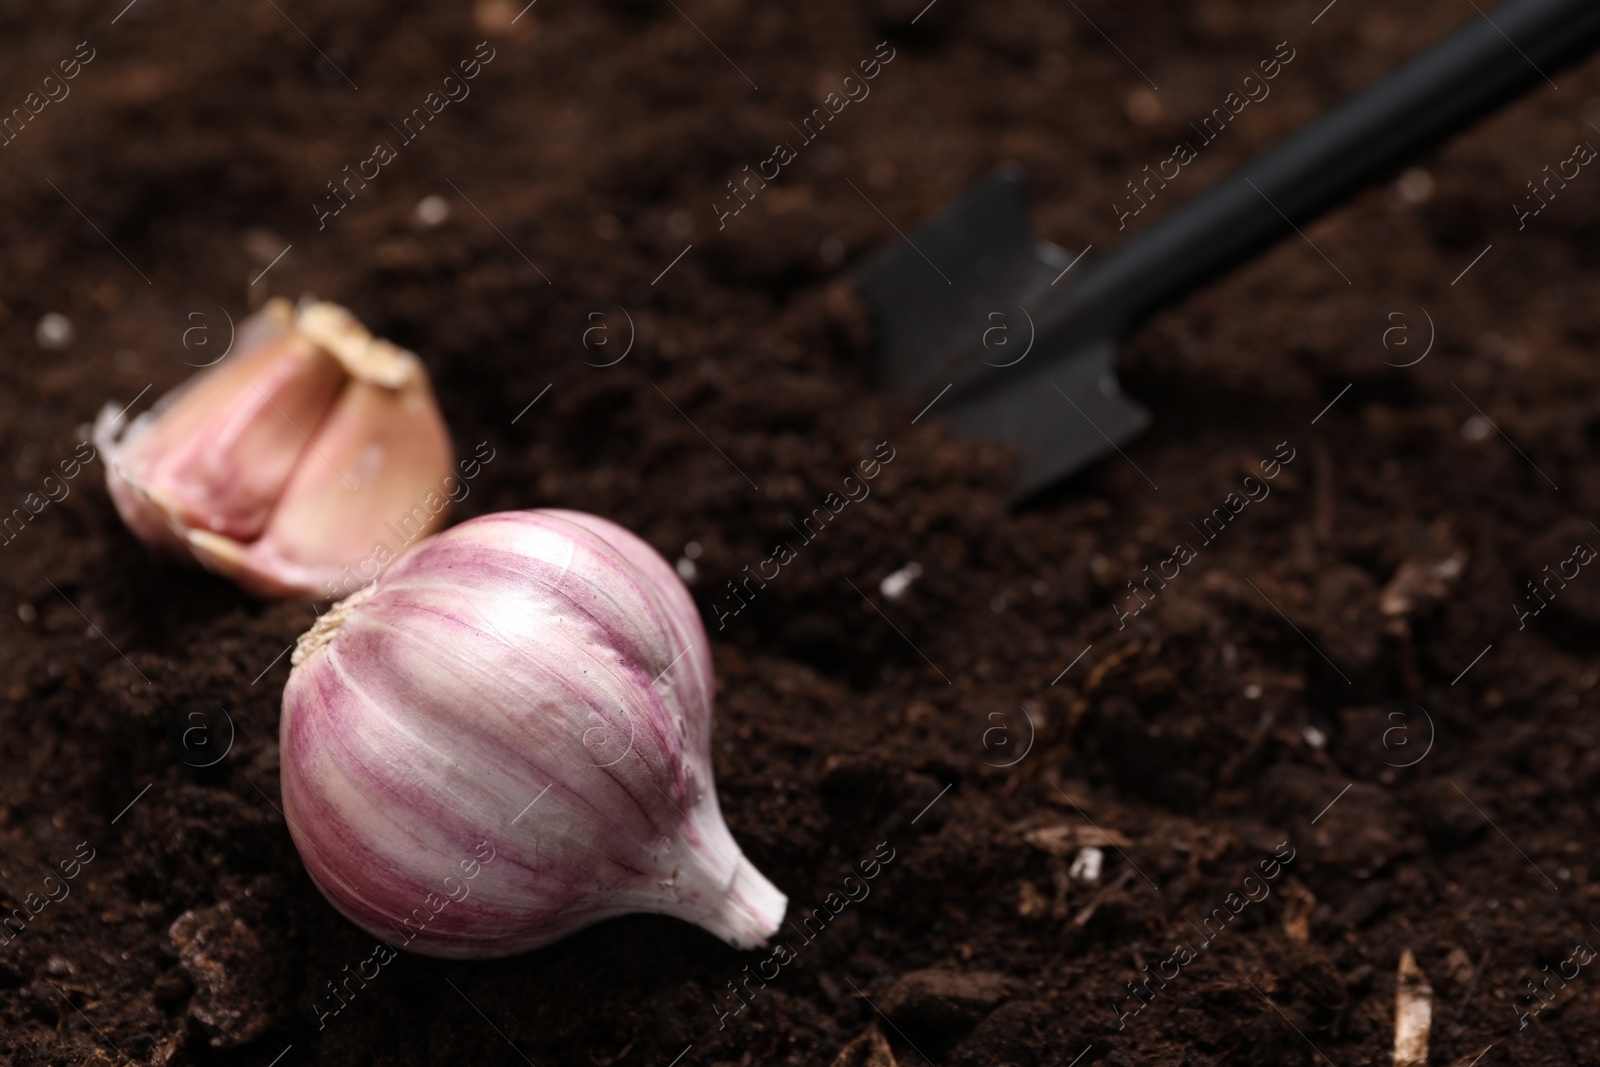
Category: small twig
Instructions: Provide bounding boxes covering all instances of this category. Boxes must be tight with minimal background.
[1394,948,1432,1067]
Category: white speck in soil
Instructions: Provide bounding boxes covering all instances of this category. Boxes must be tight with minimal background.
[1069,846,1103,885]
[36,313,74,350]
[1396,167,1434,205]
[414,195,450,226]
[880,562,922,600]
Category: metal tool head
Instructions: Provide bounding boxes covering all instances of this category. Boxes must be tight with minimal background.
[933,337,1152,499]
[852,164,1149,501]
[854,0,1600,502]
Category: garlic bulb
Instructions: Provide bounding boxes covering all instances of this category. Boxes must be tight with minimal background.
[94,298,453,599]
[280,509,786,957]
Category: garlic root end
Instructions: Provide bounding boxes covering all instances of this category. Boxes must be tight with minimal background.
[699,852,787,949]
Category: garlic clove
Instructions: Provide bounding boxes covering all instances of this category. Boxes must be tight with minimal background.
[96,298,346,544]
[96,298,455,600]
[279,509,787,957]
[185,353,453,598]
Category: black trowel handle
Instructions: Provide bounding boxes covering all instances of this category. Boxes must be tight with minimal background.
[1052,0,1600,336]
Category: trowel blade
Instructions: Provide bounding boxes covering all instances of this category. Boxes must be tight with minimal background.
[931,338,1151,501]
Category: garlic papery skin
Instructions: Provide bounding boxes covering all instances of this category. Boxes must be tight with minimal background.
[93,298,453,599]
[278,509,787,958]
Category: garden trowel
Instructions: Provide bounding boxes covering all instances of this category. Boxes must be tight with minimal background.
[853,0,1600,500]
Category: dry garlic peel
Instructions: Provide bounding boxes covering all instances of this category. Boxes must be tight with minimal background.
[279,509,787,957]
[93,298,453,598]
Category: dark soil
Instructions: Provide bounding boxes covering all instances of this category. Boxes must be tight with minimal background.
[4,0,1600,1064]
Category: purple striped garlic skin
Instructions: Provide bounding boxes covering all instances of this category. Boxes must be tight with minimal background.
[279,508,786,957]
